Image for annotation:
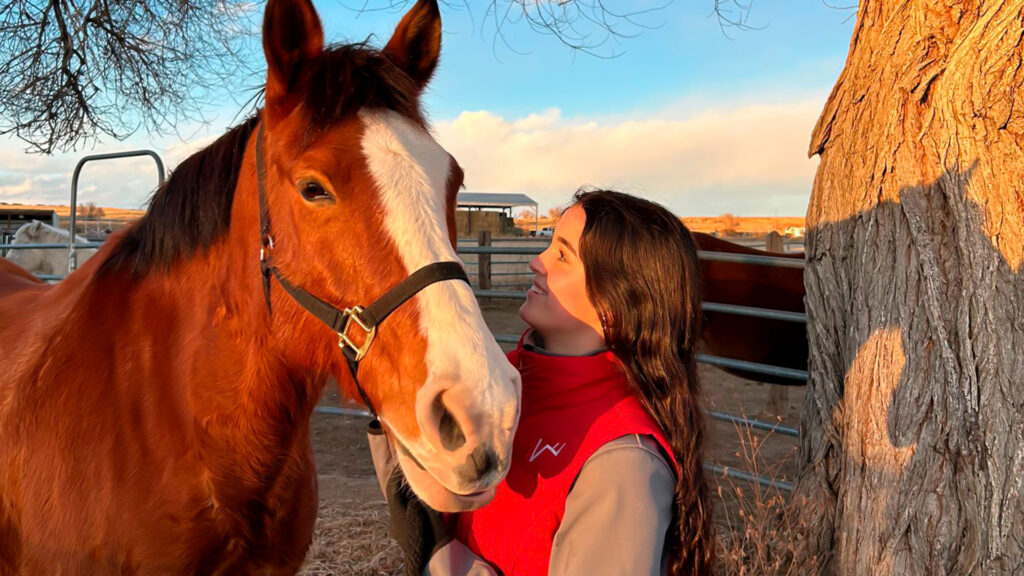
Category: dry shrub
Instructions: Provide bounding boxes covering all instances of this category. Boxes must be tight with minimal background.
[713,418,803,576]
[717,213,740,237]
[299,499,403,576]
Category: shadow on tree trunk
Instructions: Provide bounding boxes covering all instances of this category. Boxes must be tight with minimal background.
[786,164,1024,575]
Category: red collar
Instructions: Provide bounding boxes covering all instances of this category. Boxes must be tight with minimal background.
[512,331,628,415]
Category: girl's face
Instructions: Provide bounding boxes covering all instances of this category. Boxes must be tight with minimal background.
[519,205,604,341]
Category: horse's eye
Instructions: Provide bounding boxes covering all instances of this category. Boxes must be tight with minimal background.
[299,180,333,203]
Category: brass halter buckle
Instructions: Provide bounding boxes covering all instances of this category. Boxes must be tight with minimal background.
[338,306,377,362]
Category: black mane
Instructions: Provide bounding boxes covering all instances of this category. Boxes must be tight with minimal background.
[303,42,424,132]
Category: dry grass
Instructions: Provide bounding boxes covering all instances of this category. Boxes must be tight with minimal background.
[713,418,803,576]
[298,413,808,575]
[299,439,807,576]
[299,500,403,576]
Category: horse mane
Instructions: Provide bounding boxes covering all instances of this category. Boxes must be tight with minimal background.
[99,43,422,278]
[99,117,258,276]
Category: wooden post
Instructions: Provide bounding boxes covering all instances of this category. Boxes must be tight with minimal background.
[478,230,491,290]
[766,230,784,253]
[765,383,790,421]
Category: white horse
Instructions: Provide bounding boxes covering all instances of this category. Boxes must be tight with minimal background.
[4,221,97,276]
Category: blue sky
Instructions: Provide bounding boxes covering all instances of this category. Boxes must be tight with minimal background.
[0,1,857,216]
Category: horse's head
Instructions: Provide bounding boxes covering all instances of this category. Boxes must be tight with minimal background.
[257,0,520,511]
[6,221,45,273]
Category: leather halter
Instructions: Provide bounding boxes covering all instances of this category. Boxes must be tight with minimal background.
[253,122,469,417]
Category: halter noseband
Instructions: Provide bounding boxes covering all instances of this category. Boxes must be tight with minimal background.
[254,122,469,418]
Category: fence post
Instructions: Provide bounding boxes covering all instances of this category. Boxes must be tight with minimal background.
[766,231,784,253]
[478,230,491,290]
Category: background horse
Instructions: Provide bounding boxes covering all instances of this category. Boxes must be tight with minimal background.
[693,232,807,385]
[4,220,96,277]
[0,0,519,574]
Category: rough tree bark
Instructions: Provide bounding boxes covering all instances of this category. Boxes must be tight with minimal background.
[791,1,1024,574]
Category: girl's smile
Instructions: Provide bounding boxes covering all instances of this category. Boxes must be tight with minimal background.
[519,205,604,354]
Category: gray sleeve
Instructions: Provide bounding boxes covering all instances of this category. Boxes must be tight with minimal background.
[373,422,499,576]
[423,540,500,576]
[367,420,397,499]
[549,434,676,576]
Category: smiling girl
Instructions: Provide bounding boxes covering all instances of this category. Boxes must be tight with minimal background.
[376,189,714,576]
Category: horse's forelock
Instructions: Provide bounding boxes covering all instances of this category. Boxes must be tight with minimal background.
[300,43,425,143]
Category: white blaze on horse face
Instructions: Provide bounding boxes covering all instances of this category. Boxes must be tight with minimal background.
[359,109,519,473]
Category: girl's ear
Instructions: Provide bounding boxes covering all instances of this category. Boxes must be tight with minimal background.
[263,0,324,125]
[382,0,441,94]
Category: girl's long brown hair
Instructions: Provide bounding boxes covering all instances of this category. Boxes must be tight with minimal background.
[574,189,714,575]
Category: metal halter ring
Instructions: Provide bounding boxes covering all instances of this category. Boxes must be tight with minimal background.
[338,306,377,362]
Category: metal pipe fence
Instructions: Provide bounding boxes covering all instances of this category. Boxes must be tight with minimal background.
[0,242,105,250]
[459,244,806,269]
[68,150,165,273]
[705,463,795,492]
[13,228,803,493]
[708,410,799,437]
[472,243,805,492]
[312,404,800,493]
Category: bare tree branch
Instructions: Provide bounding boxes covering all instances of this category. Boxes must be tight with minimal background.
[0,0,260,154]
[341,1,756,57]
[0,0,768,154]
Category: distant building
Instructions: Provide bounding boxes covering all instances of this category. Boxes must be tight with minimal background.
[784,226,806,238]
[456,192,538,237]
[0,207,60,245]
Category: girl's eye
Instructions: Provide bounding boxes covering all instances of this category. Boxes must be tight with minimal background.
[299,180,333,203]
[558,250,568,262]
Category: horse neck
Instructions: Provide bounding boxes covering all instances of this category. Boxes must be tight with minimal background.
[86,156,335,463]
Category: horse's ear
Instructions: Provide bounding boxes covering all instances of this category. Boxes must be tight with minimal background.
[383,0,441,92]
[262,0,324,124]
[27,221,41,235]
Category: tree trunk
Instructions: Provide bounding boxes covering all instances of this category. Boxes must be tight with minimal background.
[792,2,1024,574]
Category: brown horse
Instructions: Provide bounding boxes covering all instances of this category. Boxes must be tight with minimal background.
[693,233,807,385]
[0,1,520,574]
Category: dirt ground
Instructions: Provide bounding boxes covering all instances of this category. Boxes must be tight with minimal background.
[300,299,804,575]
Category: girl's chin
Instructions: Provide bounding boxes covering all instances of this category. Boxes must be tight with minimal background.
[518,301,533,324]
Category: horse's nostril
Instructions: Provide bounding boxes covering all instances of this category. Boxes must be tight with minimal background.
[457,446,498,484]
[437,394,466,451]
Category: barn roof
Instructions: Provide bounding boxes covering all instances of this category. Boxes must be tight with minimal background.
[0,207,58,219]
[456,192,537,209]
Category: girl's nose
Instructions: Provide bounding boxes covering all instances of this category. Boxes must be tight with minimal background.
[528,255,544,275]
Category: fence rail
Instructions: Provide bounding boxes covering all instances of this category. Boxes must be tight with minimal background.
[311,404,799,492]
[472,235,804,491]
[705,463,795,492]
[0,242,105,250]
[12,229,804,493]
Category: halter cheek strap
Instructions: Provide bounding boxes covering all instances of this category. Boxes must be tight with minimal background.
[254,122,470,417]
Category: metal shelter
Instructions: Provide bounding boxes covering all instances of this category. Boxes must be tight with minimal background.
[456,192,539,234]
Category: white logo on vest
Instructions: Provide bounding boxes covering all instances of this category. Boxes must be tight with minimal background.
[529,438,567,462]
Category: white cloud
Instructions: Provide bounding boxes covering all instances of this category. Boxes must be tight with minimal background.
[434,98,822,216]
[0,177,36,198]
[0,128,224,209]
[0,97,823,217]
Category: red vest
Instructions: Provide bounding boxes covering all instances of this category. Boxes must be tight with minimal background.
[454,336,678,575]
